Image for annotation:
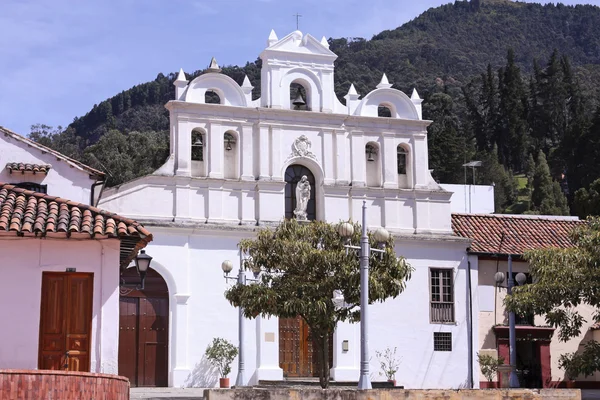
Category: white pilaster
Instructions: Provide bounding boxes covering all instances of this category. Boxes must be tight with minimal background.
[331,321,359,381]
[240,123,254,181]
[99,240,120,374]
[255,316,284,382]
[334,130,349,185]
[174,182,191,220]
[382,133,398,189]
[271,126,282,180]
[323,130,335,185]
[413,133,428,188]
[175,119,191,177]
[208,122,224,179]
[350,131,365,187]
[171,293,191,387]
[258,125,270,180]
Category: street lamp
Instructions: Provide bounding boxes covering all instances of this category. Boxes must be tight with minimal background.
[221,251,259,387]
[494,254,527,388]
[120,249,153,293]
[338,201,389,390]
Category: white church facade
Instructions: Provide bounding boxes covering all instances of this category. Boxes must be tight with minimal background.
[99,30,477,389]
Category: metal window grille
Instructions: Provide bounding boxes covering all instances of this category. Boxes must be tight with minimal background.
[430,268,454,323]
[433,332,452,351]
[13,182,47,194]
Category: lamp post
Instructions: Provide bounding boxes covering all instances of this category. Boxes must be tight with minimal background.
[119,249,153,294]
[494,255,527,388]
[338,201,389,390]
[221,251,259,387]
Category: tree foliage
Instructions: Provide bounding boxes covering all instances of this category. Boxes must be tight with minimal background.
[204,337,238,378]
[505,217,600,345]
[224,219,412,388]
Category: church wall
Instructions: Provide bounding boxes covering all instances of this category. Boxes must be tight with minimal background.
[124,226,472,389]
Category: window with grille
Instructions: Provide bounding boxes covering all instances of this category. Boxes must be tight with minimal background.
[430,268,454,323]
[433,332,452,351]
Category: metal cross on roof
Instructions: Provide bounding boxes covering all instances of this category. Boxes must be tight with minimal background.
[293,12,302,30]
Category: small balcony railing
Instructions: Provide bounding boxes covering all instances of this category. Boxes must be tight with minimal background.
[431,302,454,323]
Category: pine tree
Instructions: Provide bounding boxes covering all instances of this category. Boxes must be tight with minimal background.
[498,49,529,172]
[525,153,536,190]
[478,146,513,213]
[531,151,569,215]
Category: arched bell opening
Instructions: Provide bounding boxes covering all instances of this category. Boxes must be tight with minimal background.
[205,89,222,104]
[365,142,382,187]
[290,80,311,111]
[191,128,206,177]
[223,131,239,179]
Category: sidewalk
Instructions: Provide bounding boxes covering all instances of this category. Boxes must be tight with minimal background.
[130,387,207,399]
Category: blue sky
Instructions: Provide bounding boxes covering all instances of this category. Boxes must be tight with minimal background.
[0,0,596,135]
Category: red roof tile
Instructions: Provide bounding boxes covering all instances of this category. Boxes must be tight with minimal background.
[6,162,52,174]
[0,183,152,268]
[0,126,104,178]
[451,213,584,256]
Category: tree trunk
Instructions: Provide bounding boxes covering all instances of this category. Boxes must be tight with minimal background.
[314,333,330,389]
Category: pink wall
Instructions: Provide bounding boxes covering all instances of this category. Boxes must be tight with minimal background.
[0,238,121,374]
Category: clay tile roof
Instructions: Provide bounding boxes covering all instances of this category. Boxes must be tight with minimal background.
[0,126,104,179]
[0,183,152,268]
[451,213,584,256]
[6,162,52,175]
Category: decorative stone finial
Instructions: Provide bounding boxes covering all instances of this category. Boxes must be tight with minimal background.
[175,68,187,82]
[347,83,358,96]
[207,57,221,73]
[411,88,421,100]
[268,29,278,46]
[320,36,329,48]
[377,73,393,89]
[241,75,254,95]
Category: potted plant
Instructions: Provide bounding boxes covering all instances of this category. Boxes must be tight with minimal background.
[559,352,581,388]
[376,347,401,386]
[205,337,239,388]
[477,353,505,388]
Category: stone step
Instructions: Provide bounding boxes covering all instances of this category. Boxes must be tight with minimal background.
[258,380,400,389]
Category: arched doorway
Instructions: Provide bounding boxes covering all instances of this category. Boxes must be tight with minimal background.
[284,164,316,221]
[119,267,169,387]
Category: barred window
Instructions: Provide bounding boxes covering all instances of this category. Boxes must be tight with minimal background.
[434,332,452,351]
[13,182,47,194]
[430,268,454,323]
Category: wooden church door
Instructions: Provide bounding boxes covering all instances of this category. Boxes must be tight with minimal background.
[119,268,169,387]
[279,316,333,378]
[38,272,93,372]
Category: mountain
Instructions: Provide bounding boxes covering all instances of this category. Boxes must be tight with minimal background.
[29,0,600,216]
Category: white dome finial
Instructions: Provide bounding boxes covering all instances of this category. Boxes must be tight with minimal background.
[175,68,186,83]
[377,73,393,89]
[268,29,278,46]
[207,57,221,73]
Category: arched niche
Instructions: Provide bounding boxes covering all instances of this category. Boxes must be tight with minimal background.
[185,73,247,107]
[284,164,316,221]
[365,141,382,187]
[290,81,310,111]
[397,143,411,189]
[280,68,322,112]
[355,88,419,119]
[378,103,393,118]
[223,130,239,179]
[205,89,222,104]
[281,157,324,221]
[191,128,206,177]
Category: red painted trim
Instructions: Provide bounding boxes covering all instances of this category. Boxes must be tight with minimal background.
[479,381,498,388]
[494,325,554,340]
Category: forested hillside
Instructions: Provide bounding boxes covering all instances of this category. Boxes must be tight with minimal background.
[28,0,600,217]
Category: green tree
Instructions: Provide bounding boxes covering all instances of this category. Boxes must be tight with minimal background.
[531,151,568,215]
[525,153,536,191]
[424,92,468,183]
[574,178,600,218]
[477,147,514,213]
[225,219,412,388]
[505,218,600,366]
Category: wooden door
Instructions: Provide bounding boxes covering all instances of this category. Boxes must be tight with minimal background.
[279,316,333,378]
[119,268,169,387]
[38,272,93,372]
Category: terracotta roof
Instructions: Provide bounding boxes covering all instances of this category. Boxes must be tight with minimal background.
[451,213,584,256]
[0,126,104,179]
[6,162,52,175]
[0,183,152,268]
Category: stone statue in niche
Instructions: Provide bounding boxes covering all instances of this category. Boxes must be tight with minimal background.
[294,175,311,221]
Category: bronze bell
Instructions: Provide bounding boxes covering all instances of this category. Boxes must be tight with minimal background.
[292,88,306,107]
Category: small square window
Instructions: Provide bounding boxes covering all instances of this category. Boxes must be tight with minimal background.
[433,332,452,351]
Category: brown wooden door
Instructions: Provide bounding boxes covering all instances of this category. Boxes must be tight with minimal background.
[119,268,169,387]
[279,316,333,378]
[38,272,93,372]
